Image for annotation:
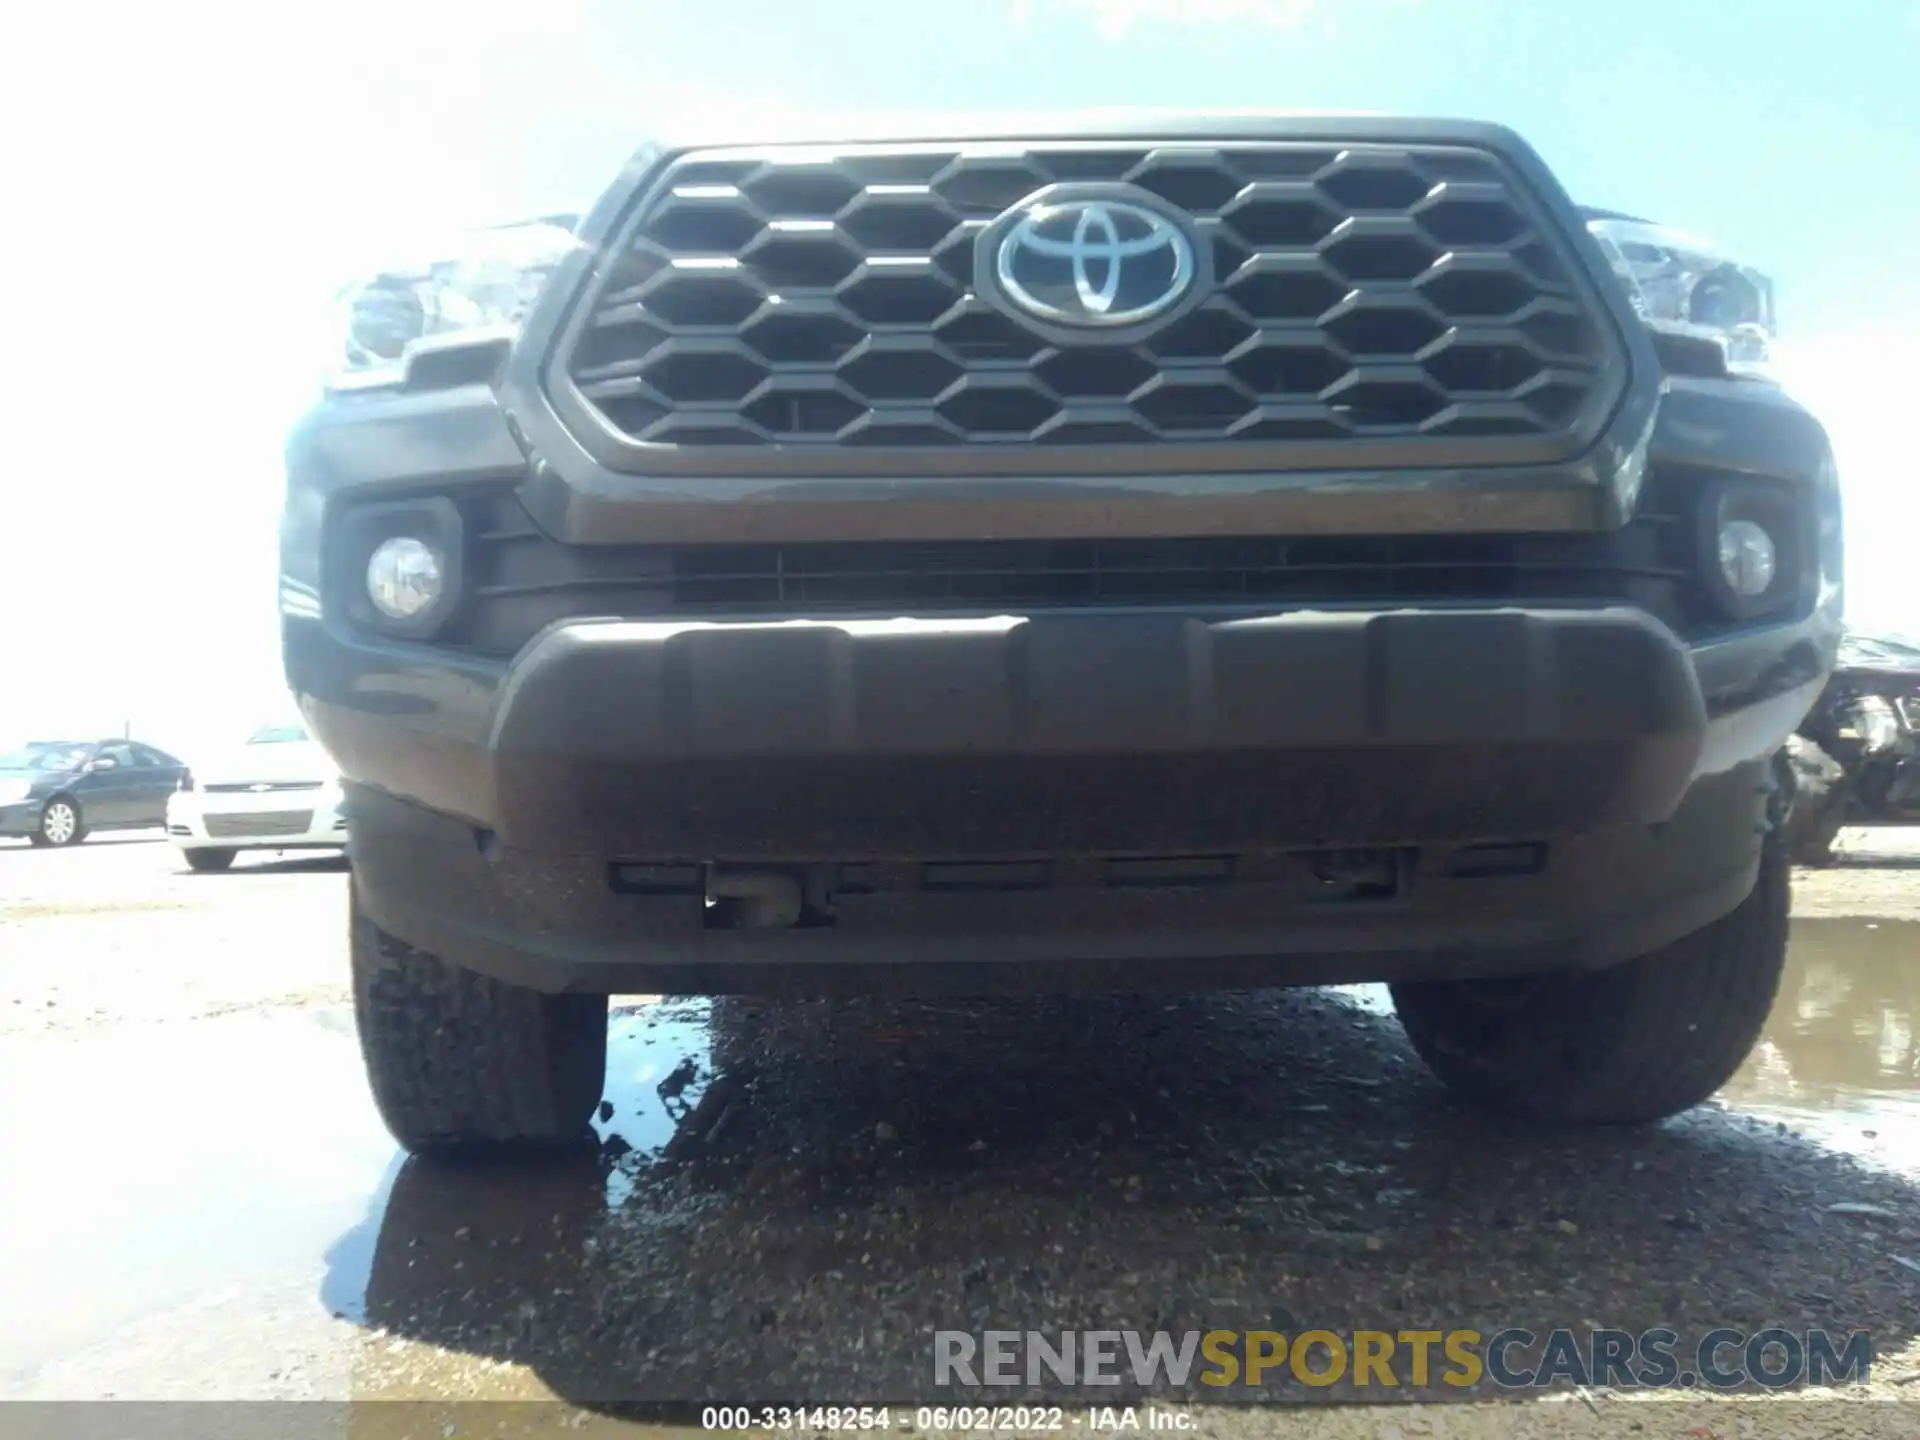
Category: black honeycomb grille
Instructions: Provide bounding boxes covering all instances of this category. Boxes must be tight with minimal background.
[561,141,1615,451]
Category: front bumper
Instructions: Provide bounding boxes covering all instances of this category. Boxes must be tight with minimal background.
[166,787,347,850]
[440,606,1715,854]
[343,759,1772,996]
[301,599,1828,994]
[0,801,42,838]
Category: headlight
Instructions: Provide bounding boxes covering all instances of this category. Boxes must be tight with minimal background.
[0,780,34,805]
[1586,218,1776,378]
[330,220,581,392]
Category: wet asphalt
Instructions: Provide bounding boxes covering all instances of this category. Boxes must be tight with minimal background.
[2,835,1918,1421]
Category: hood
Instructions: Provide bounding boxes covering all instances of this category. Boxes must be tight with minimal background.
[0,745,90,786]
[0,771,77,797]
[197,740,338,787]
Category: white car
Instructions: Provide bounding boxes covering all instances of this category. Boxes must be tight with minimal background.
[166,720,346,871]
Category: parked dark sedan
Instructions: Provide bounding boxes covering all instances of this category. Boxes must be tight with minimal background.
[0,739,191,848]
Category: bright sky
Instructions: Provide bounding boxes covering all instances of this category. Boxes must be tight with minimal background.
[6,0,1915,760]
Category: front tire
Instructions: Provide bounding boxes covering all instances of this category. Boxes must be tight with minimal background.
[184,847,237,873]
[36,798,85,848]
[350,891,608,1154]
[1391,834,1790,1125]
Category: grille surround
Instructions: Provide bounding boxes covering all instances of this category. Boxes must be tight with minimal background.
[547,135,1629,471]
[448,471,1754,660]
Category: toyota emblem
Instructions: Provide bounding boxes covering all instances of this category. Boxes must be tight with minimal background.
[991,190,1198,330]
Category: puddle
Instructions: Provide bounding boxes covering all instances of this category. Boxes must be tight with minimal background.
[1328,918,1920,1171]
[1724,917,1920,1173]
[595,998,715,1205]
[0,1007,396,1385]
[1326,982,1395,1015]
[310,996,718,1335]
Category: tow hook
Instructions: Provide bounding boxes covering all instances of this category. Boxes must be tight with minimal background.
[706,868,805,929]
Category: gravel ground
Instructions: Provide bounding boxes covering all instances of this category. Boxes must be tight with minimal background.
[0,838,348,1032]
[358,985,1920,1398]
[2,830,1919,1437]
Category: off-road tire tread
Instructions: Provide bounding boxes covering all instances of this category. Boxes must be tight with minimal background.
[351,895,607,1153]
[1391,835,1790,1125]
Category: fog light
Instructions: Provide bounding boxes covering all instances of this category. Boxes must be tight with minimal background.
[366,536,444,620]
[1716,518,1776,599]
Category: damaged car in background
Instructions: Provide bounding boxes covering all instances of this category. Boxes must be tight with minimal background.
[1783,629,1920,865]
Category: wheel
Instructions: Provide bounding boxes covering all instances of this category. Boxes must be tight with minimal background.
[1391,834,1790,1125]
[184,848,237,873]
[35,797,85,848]
[1781,734,1849,867]
[350,890,608,1154]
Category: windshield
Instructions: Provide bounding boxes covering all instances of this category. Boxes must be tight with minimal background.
[247,722,310,745]
[0,743,91,774]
